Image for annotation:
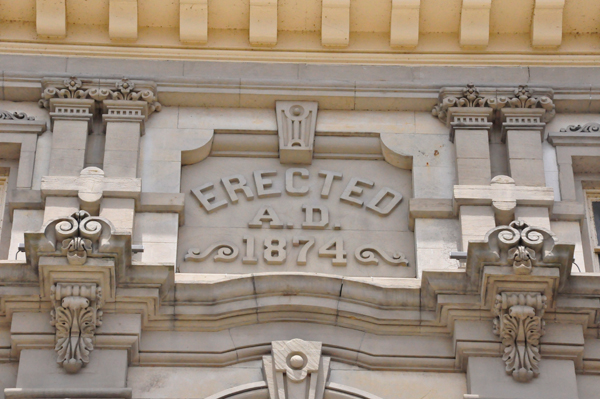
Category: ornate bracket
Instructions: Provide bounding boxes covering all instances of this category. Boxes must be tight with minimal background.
[50,283,103,374]
[493,292,546,382]
[262,338,330,399]
[276,101,318,165]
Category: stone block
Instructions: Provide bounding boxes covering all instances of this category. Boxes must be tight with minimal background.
[416,247,460,277]
[249,0,278,46]
[506,130,543,160]
[16,151,35,189]
[329,367,467,399]
[16,349,128,389]
[109,0,138,41]
[509,159,546,187]
[9,210,43,261]
[321,0,350,47]
[460,206,495,251]
[105,123,141,152]
[100,198,135,233]
[0,363,18,399]
[415,218,460,250]
[103,150,139,179]
[413,166,456,199]
[133,213,178,244]
[456,158,491,186]
[127,366,263,399]
[515,206,551,230]
[551,220,585,272]
[180,0,208,44]
[43,196,78,224]
[577,374,600,399]
[390,0,420,48]
[459,0,492,48]
[36,0,66,38]
[48,149,86,177]
[467,357,578,399]
[455,130,490,159]
[139,160,181,193]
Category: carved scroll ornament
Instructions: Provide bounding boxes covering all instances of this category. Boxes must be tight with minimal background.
[482,220,568,278]
[493,292,546,382]
[39,77,162,115]
[560,122,600,133]
[50,283,103,374]
[0,110,35,120]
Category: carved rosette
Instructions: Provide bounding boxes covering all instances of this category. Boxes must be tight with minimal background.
[39,77,161,116]
[493,292,546,382]
[50,283,103,374]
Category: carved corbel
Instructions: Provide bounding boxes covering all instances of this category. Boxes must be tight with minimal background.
[50,283,103,374]
[262,338,330,399]
[493,292,546,382]
[276,101,318,165]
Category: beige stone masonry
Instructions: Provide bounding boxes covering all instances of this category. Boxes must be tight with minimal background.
[501,107,548,188]
[47,99,94,177]
[36,0,66,38]
[454,129,492,186]
[459,0,491,48]
[249,0,278,46]
[390,0,420,48]
[109,0,138,41]
[459,205,495,251]
[180,0,208,44]
[321,0,350,47]
[531,0,566,48]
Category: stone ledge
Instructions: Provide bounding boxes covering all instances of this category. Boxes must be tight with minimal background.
[4,388,132,399]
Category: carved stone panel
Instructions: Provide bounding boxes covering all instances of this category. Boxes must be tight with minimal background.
[179,156,414,277]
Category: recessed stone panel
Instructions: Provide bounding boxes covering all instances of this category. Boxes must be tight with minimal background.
[179,157,415,277]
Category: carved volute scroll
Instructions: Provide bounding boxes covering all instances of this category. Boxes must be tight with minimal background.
[276,101,318,165]
[466,220,574,290]
[493,292,546,382]
[50,283,103,374]
[262,338,330,399]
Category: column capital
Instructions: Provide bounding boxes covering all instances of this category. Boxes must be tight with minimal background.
[39,76,162,133]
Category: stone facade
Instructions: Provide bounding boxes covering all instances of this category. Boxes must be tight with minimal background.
[0,2,599,399]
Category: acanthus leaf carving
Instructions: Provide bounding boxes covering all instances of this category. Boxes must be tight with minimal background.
[50,283,103,374]
[431,83,498,123]
[493,292,546,382]
[500,85,556,122]
[39,77,161,116]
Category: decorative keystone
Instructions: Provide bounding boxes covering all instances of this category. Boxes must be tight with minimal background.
[276,101,318,165]
[262,338,330,399]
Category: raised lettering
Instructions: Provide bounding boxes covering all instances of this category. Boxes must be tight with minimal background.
[254,170,282,198]
[264,237,287,265]
[242,235,258,264]
[318,170,343,199]
[301,205,329,230]
[318,237,347,266]
[340,177,374,207]
[248,205,284,229]
[293,236,315,265]
[366,187,403,216]
[285,168,310,196]
[191,182,228,213]
[221,174,255,203]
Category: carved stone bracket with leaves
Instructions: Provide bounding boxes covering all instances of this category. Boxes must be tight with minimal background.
[50,283,103,374]
[493,292,546,383]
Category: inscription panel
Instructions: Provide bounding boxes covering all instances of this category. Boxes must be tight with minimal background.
[179,157,415,277]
